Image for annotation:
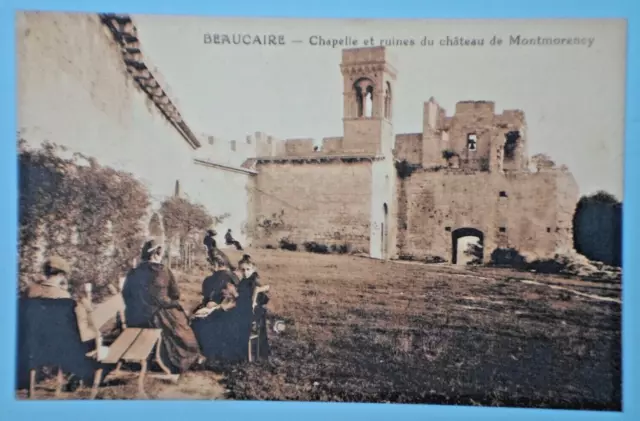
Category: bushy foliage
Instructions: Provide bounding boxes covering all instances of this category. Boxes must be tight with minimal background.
[395,159,420,179]
[572,190,622,267]
[159,196,215,245]
[18,140,150,297]
[441,149,458,160]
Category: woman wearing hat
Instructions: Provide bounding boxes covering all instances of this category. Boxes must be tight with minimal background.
[122,239,202,373]
[203,229,234,270]
[24,256,101,351]
[21,255,103,391]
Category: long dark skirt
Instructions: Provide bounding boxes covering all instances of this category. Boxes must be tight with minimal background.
[152,308,201,373]
[193,305,253,364]
[192,309,242,362]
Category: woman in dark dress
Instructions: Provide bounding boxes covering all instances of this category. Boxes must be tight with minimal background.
[191,256,241,361]
[122,240,202,373]
[237,254,271,361]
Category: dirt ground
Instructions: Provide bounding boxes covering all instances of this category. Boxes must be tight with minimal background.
[18,248,622,410]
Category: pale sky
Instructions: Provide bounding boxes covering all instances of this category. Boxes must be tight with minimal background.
[133,15,627,199]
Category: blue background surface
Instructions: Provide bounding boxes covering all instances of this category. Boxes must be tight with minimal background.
[0,1,637,420]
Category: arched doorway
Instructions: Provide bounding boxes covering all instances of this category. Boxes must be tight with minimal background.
[451,227,484,265]
[381,203,389,259]
[354,78,375,118]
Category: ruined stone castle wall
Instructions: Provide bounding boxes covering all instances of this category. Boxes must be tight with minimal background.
[419,100,527,172]
[16,12,253,245]
[551,169,580,252]
[397,169,578,262]
[394,133,423,165]
[248,161,373,251]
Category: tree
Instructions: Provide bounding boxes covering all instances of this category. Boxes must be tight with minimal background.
[19,140,150,298]
[572,190,622,267]
[159,196,214,246]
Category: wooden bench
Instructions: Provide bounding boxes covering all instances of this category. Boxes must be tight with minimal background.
[91,283,179,397]
[100,327,177,396]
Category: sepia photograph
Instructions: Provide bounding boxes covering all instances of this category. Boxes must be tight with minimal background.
[15,11,625,410]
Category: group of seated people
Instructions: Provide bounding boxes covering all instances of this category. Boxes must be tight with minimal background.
[17,237,271,392]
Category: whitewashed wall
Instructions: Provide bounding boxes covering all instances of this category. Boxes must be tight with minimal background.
[16,12,252,246]
[369,158,395,259]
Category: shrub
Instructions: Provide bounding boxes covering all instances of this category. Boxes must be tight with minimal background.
[424,255,446,264]
[489,248,527,268]
[572,190,622,267]
[330,243,352,254]
[279,237,298,251]
[464,243,483,265]
[441,149,457,160]
[19,140,150,300]
[303,241,330,254]
[395,160,419,179]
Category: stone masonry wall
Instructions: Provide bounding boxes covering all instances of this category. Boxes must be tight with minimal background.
[420,100,527,172]
[248,161,373,251]
[394,133,423,165]
[398,169,577,262]
[321,137,345,154]
[552,169,580,252]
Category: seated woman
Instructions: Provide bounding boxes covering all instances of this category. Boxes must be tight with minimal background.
[194,255,240,313]
[23,256,102,354]
[191,256,242,362]
[236,254,271,361]
[122,240,202,374]
[20,256,103,390]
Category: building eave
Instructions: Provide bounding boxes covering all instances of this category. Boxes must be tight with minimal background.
[99,13,202,150]
[194,158,258,175]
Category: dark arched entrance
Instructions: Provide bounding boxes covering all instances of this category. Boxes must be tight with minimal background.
[451,227,484,265]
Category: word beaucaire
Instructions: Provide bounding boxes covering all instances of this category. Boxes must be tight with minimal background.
[204,33,287,45]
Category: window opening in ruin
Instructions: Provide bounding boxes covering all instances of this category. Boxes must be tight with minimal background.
[504,131,520,160]
[451,227,484,265]
[230,140,237,152]
[354,78,375,118]
[467,134,477,151]
[384,82,392,119]
[445,226,452,232]
[174,180,181,197]
[499,227,506,233]
[499,191,508,197]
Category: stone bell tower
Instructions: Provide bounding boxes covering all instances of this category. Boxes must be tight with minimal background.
[340,47,397,157]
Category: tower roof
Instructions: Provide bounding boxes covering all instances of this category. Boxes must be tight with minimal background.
[340,46,397,77]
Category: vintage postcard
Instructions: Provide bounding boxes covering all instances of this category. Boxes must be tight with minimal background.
[15,11,624,410]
